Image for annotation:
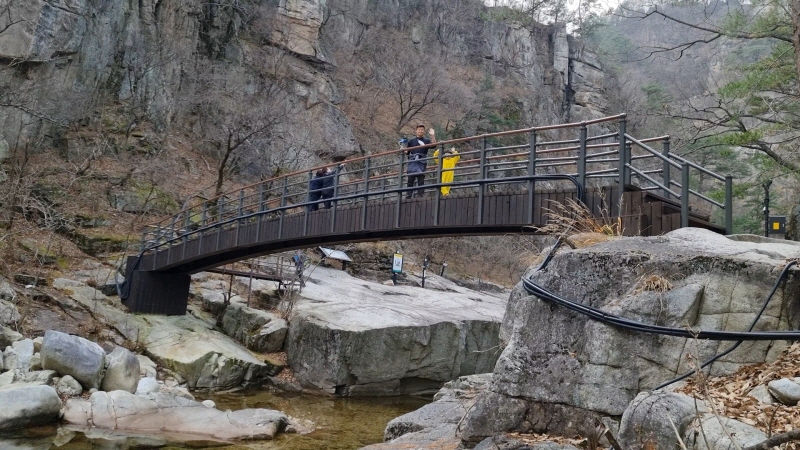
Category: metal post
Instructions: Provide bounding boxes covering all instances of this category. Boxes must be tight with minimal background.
[662,137,671,199]
[278,177,287,239]
[215,196,224,252]
[361,158,371,230]
[577,124,587,201]
[433,145,444,226]
[235,190,244,245]
[617,117,626,189]
[478,136,487,224]
[527,130,537,224]
[256,183,265,241]
[681,162,690,228]
[764,180,772,237]
[303,171,312,235]
[395,153,405,228]
[625,143,632,187]
[440,261,447,277]
[725,175,733,235]
[331,165,340,233]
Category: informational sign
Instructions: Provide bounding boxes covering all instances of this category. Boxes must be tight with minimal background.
[392,253,404,273]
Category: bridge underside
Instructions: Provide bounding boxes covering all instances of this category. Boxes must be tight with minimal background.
[124,188,723,315]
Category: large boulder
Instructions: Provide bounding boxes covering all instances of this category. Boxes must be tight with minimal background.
[40,330,105,389]
[101,346,140,393]
[220,303,288,353]
[0,385,61,430]
[462,229,800,440]
[286,267,507,395]
[617,392,704,450]
[63,390,289,440]
[143,315,273,390]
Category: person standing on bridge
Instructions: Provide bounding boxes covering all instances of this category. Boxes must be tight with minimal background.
[405,124,436,199]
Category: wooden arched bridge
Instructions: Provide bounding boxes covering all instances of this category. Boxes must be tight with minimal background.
[122,114,732,315]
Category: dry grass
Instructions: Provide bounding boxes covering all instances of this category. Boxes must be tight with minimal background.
[536,198,623,239]
[634,274,674,293]
[678,342,800,447]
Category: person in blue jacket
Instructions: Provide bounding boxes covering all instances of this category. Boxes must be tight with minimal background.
[405,124,436,199]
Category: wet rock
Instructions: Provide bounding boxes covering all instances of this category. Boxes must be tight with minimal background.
[63,390,289,440]
[0,385,61,430]
[40,330,105,390]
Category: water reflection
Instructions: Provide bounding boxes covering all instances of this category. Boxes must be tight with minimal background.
[0,390,429,450]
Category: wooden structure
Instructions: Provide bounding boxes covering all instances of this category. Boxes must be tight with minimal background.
[122,114,732,315]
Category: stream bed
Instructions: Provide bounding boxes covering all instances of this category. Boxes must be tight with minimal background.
[0,389,429,450]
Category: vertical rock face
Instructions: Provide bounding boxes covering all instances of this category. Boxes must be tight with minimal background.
[462,229,800,442]
[0,0,358,159]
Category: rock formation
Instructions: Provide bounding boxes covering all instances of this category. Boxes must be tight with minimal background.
[456,228,800,442]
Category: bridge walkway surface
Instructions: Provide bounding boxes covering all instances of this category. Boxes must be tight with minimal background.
[121,114,732,315]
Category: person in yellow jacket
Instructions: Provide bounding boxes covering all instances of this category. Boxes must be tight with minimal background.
[432,147,460,196]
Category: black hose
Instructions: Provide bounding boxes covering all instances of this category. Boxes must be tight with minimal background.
[522,240,800,387]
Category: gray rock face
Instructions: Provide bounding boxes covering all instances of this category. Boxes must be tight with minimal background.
[57,375,84,397]
[617,392,705,450]
[63,390,289,441]
[0,385,62,430]
[0,299,20,326]
[220,303,288,353]
[684,415,767,450]
[286,267,506,395]
[3,339,34,372]
[767,378,800,405]
[40,330,106,389]
[143,315,273,390]
[101,346,140,393]
[0,326,23,349]
[137,354,157,379]
[463,228,800,439]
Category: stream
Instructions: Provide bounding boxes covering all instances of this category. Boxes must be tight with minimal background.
[0,389,430,450]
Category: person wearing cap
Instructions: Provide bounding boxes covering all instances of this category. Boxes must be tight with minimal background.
[405,124,436,198]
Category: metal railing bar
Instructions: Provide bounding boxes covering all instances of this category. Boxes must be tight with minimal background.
[669,154,726,181]
[624,134,682,170]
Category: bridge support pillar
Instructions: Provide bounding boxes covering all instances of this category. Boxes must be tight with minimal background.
[123,256,190,315]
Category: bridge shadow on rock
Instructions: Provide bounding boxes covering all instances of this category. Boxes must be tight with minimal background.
[122,114,731,315]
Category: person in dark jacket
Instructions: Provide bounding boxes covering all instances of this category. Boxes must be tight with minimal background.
[308,168,326,211]
[320,167,336,209]
[405,124,436,199]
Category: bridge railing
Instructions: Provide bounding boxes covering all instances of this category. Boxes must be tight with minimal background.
[140,114,733,253]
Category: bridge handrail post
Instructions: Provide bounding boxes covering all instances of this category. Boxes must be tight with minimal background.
[625,142,633,187]
[681,162,690,228]
[201,203,208,228]
[662,137,671,199]
[330,165,340,233]
[617,117,627,187]
[215,196,224,252]
[527,130,537,224]
[478,136,487,225]
[577,124,587,202]
[361,157,371,230]
[725,175,733,234]
[255,182,265,241]
[303,171,312,235]
[278,177,287,239]
[395,152,405,228]
[434,144,444,226]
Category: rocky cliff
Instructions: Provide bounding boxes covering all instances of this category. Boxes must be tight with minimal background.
[458,229,800,442]
[0,0,608,167]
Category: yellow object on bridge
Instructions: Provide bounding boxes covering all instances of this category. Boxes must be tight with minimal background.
[433,148,460,196]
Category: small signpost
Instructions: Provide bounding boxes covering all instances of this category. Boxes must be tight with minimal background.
[392,252,403,285]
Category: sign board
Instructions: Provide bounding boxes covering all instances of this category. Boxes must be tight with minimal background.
[318,247,353,262]
[769,216,786,234]
[392,254,404,273]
